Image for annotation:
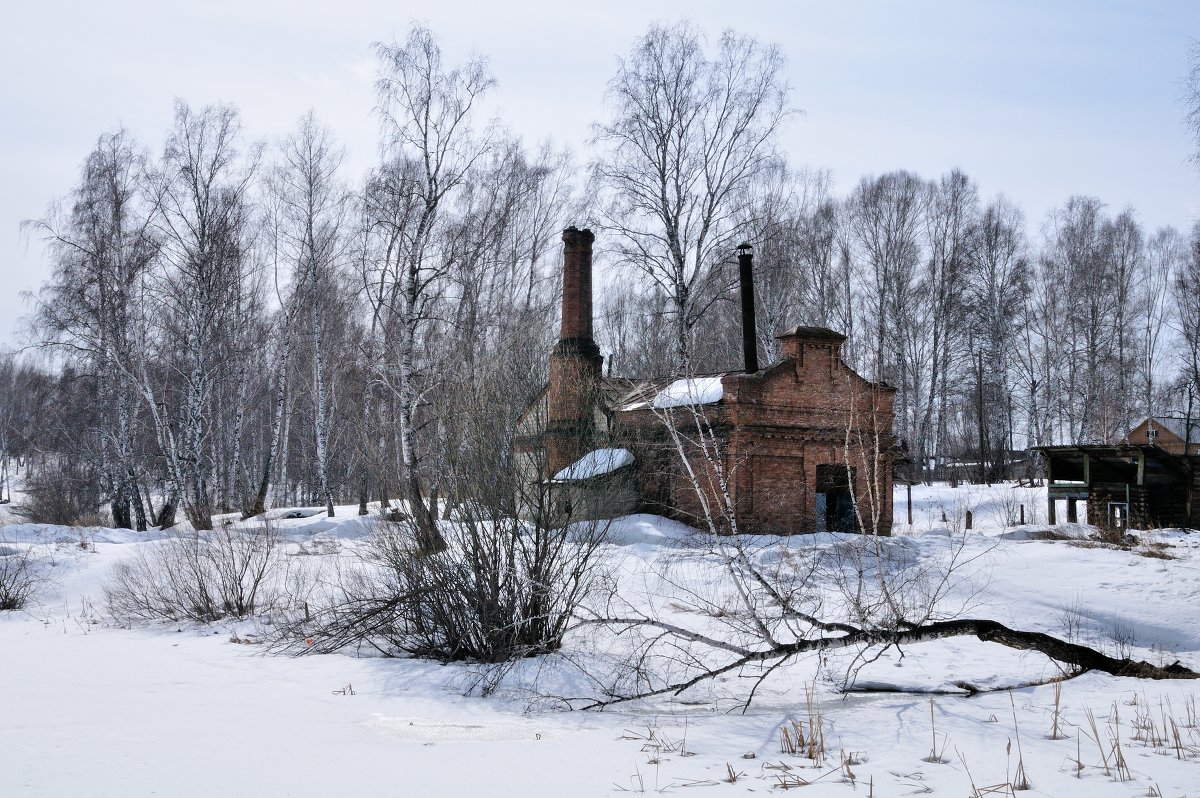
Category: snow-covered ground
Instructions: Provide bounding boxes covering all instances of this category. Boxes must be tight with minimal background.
[3,482,1200,797]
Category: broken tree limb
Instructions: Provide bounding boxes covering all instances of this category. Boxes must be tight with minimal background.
[581,616,1197,710]
[897,618,1197,680]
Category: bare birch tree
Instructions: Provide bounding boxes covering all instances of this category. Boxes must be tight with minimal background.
[846,171,926,452]
[592,21,791,371]
[964,196,1028,476]
[1139,226,1181,417]
[365,25,495,551]
[25,129,158,529]
[920,170,977,477]
[1173,224,1200,437]
[146,101,259,529]
[270,112,349,518]
[1104,209,1144,435]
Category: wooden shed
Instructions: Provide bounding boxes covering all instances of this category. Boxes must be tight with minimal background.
[1037,434,1199,530]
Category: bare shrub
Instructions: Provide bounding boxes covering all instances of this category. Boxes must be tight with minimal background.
[296,503,609,665]
[290,383,610,664]
[0,540,50,610]
[997,488,1023,527]
[1095,523,1133,547]
[104,524,281,623]
[1106,618,1137,660]
[1057,595,1087,644]
[1137,544,1174,560]
[13,460,101,526]
[285,305,613,669]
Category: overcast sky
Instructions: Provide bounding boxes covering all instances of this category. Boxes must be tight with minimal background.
[2,0,1198,348]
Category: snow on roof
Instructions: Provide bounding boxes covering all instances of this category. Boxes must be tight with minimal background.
[650,377,725,409]
[552,448,635,482]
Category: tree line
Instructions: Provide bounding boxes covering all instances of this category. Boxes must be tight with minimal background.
[2,21,1199,529]
[652,168,1200,482]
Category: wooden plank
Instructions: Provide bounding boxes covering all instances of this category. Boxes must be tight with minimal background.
[1047,485,1089,499]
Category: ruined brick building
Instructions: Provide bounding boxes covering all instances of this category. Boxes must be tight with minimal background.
[515,227,896,535]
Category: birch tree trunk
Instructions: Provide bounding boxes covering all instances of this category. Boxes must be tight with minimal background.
[311,280,334,517]
[246,330,293,519]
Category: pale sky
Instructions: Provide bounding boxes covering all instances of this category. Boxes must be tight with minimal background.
[2,0,1198,348]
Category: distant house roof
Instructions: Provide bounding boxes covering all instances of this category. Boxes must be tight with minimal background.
[1150,416,1200,443]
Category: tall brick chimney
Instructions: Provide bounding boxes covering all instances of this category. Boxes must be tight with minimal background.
[545,227,603,475]
[737,243,759,373]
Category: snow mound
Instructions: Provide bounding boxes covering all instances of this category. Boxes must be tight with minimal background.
[288,516,376,539]
[264,507,326,521]
[553,448,634,482]
[600,513,699,546]
[0,523,162,545]
[995,523,1094,541]
[651,377,724,409]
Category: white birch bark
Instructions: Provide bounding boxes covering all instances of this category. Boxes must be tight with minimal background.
[311,271,334,517]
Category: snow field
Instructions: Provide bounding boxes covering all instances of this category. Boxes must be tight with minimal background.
[2,482,1199,796]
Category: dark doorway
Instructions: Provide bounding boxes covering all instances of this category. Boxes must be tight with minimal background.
[815,464,857,533]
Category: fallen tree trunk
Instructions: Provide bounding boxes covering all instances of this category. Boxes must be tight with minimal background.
[891,618,1196,681]
[581,616,1197,710]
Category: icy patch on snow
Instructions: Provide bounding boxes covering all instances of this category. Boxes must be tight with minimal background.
[651,376,725,409]
[552,448,634,482]
[365,715,553,742]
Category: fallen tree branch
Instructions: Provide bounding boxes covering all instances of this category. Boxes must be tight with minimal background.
[905,618,1197,680]
[582,616,1197,709]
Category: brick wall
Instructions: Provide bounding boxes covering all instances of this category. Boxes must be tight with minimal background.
[612,327,896,535]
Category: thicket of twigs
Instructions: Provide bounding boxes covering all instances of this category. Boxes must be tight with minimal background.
[0,540,49,611]
[104,525,282,623]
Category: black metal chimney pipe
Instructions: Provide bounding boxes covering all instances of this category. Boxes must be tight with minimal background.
[737,243,758,373]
